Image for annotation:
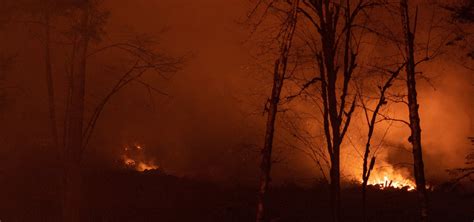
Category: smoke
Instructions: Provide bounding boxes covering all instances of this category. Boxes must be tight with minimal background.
[0,0,471,185]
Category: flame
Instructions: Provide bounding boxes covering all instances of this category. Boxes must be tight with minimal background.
[343,154,418,191]
[124,157,136,166]
[121,143,159,172]
[367,175,416,191]
[365,167,416,191]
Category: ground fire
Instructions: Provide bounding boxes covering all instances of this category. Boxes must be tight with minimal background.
[351,161,417,191]
[368,165,416,190]
[121,143,159,171]
[367,175,416,191]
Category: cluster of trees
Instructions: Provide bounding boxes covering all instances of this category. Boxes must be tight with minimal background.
[250,0,472,222]
[0,0,182,221]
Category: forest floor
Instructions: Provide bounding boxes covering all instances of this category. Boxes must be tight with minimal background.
[0,168,472,222]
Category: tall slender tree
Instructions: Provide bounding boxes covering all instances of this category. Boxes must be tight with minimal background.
[359,64,404,221]
[399,0,429,221]
[3,0,74,157]
[256,1,299,221]
[41,0,60,158]
[62,1,91,220]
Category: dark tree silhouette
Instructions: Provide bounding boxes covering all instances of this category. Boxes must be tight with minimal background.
[297,1,379,221]
[359,64,404,221]
[59,1,182,221]
[399,0,429,220]
[255,1,299,222]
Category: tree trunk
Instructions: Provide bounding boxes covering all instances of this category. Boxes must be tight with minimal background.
[43,12,59,159]
[62,160,81,222]
[256,2,298,221]
[329,151,341,222]
[362,147,370,221]
[62,5,90,222]
[360,66,401,221]
[361,156,371,221]
[256,59,283,222]
[362,181,367,219]
[400,0,429,221]
[325,29,343,222]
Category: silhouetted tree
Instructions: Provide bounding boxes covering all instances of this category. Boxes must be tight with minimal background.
[399,0,429,220]
[59,2,183,220]
[297,1,379,220]
[62,1,98,221]
[1,0,79,158]
[28,0,74,157]
[255,1,299,221]
[358,64,404,221]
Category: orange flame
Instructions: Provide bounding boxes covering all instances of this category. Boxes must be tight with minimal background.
[121,143,159,172]
[364,166,416,191]
[367,175,416,191]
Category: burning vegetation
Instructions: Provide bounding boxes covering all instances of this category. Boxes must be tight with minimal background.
[121,143,159,172]
[366,173,416,191]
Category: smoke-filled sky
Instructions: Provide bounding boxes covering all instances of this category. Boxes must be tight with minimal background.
[0,0,472,184]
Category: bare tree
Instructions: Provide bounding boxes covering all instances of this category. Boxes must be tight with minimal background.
[59,2,183,220]
[35,0,74,159]
[82,41,183,154]
[43,5,59,158]
[61,2,94,221]
[0,0,73,157]
[358,64,404,221]
[399,0,429,220]
[296,1,379,220]
[255,1,299,222]
[35,0,80,159]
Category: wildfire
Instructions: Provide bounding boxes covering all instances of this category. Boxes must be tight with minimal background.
[121,143,159,172]
[367,175,416,191]
[365,167,416,191]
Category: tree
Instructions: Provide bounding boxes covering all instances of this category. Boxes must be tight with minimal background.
[296,1,379,221]
[2,0,183,220]
[61,1,95,221]
[1,0,77,158]
[1,0,92,161]
[255,1,299,221]
[59,2,183,220]
[33,0,73,158]
[358,64,404,221]
[399,0,429,220]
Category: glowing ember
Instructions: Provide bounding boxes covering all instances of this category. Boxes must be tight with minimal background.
[124,158,136,166]
[121,143,159,172]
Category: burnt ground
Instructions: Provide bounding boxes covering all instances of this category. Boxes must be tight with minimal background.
[0,168,472,222]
